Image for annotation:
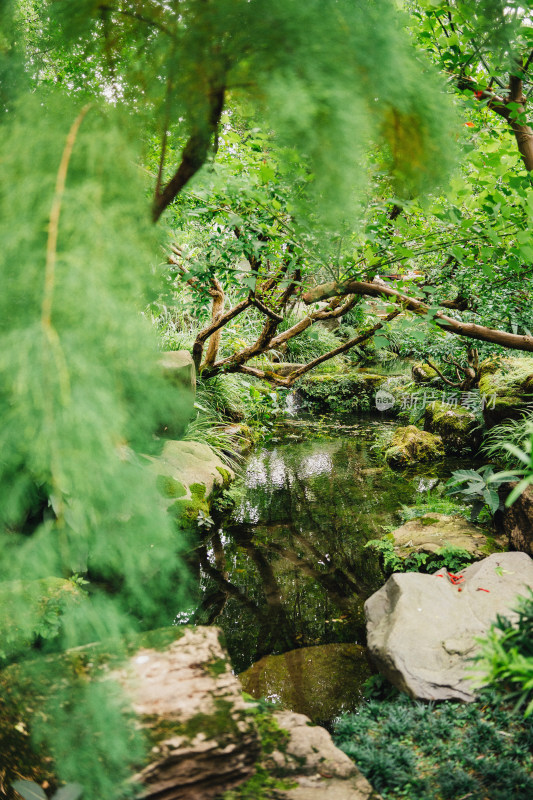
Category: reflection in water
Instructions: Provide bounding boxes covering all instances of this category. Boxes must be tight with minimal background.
[191,417,460,677]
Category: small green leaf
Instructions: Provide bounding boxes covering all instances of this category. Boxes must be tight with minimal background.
[53,786,84,800]
[12,782,47,800]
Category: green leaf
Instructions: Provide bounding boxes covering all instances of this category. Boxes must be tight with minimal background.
[12,782,47,800]
[53,786,84,800]
[505,477,533,507]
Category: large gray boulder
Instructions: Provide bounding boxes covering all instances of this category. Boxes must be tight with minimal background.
[365,552,533,701]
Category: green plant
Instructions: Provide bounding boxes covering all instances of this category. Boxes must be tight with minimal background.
[473,589,533,717]
[480,409,533,469]
[491,434,533,507]
[222,699,294,800]
[245,384,286,434]
[399,491,470,523]
[279,315,345,364]
[365,537,475,576]
[196,510,215,529]
[333,695,533,800]
[445,465,509,521]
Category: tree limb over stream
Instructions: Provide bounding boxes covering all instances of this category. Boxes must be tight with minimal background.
[302,280,533,353]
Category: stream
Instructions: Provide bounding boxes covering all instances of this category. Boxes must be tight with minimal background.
[190,414,471,724]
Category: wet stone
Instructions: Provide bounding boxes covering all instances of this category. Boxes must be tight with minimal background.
[238,643,371,725]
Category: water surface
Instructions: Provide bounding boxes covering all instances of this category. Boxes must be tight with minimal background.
[192,415,463,676]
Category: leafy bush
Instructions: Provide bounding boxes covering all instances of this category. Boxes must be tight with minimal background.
[278,315,346,365]
[334,695,533,799]
[446,466,509,520]
[473,590,533,717]
[365,537,475,576]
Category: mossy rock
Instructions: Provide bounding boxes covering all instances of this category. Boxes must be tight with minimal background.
[239,643,371,726]
[478,356,533,427]
[423,400,481,454]
[147,440,234,528]
[391,513,502,558]
[0,626,188,794]
[412,362,438,384]
[384,425,444,468]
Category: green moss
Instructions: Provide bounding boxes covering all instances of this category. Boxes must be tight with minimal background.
[216,466,232,488]
[481,536,506,555]
[168,482,208,527]
[253,711,290,757]
[479,356,533,397]
[384,425,444,467]
[204,657,229,678]
[412,362,438,383]
[424,401,479,454]
[146,698,243,748]
[189,482,207,500]
[156,474,187,499]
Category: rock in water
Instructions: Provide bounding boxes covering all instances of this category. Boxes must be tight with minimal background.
[238,643,371,724]
[384,425,444,467]
[390,513,499,559]
[365,552,533,701]
[423,400,480,454]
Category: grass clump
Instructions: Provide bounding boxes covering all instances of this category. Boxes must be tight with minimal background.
[333,694,533,799]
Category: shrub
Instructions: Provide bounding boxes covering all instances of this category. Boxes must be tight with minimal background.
[334,695,533,800]
[473,589,533,717]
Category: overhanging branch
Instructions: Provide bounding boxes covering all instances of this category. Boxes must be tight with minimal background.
[302,279,533,352]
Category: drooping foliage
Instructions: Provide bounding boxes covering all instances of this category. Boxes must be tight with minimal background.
[0,94,194,795]
[19,0,457,223]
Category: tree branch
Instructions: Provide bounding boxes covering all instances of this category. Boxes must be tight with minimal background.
[426,358,461,387]
[229,310,401,387]
[152,85,226,221]
[302,279,533,352]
